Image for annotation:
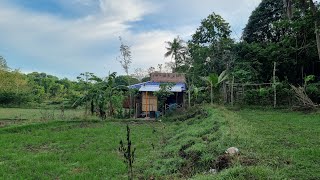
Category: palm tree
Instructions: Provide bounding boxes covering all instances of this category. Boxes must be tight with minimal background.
[164,36,187,72]
[201,70,228,105]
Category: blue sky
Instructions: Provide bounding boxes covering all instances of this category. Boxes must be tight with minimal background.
[0,0,261,79]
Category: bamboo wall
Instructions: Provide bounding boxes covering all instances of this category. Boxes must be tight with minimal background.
[141,92,158,112]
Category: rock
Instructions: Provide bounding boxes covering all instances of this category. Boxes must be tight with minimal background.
[225,147,239,155]
[209,168,217,174]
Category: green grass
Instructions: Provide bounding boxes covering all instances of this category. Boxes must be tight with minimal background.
[1,107,320,179]
[0,108,84,120]
[0,116,163,179]
[145,106,320,179]
[231,108,320,179]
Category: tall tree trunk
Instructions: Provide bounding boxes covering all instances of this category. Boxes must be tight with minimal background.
[285,0,320,60]
[91,99,94,115]
[284,0,293,19]
[309,0,320,60]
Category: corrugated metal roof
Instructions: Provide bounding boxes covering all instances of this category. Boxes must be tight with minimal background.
[139,85,160,92]
[129,81,187,92]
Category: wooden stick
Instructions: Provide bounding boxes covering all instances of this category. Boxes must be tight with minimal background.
[146,92,148,118]
[273,62,277,108]
[231,76,235,107]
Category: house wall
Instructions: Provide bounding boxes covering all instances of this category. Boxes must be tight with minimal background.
[141,92,158,112]
[150,73,186,83]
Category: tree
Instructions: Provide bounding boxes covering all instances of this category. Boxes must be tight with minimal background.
[147,66,156,75]
[243,0,285,43]
[73,72,127,119]
[239,0,320,84]
[118,37,134,116]
[118,37,132,76]
[157,64,163,72]
[115,75,140,86]
[0,56,9,71]
[284,0,320,61]
[0,70,31,105]
[76,72,94,116]
[154,83,174,113]
[201,70,228,105]
[188,12,233,79]
[164,36,187,72]
[132,68,146,81]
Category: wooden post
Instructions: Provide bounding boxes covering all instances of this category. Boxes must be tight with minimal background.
[175,92,178,104]
[188,89,191,107]
[135,103,138,119]
[231,76,235,107]
[301,66,304,85]
[273,62,277,108]
[210,83,213,105]
[146,92,148,118]
[223,82,227,104]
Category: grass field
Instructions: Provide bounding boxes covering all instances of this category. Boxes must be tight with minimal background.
[1,107,320,179]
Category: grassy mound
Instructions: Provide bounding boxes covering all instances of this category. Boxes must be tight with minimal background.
[146,106,320,179]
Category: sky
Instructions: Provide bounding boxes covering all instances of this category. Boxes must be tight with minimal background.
[0,0,261,79]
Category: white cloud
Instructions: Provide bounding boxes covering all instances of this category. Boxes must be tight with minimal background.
[0,0,261,78]
[99,0,156,22]
[0,0,150,77]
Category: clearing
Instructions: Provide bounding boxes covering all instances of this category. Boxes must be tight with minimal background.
[0,107,319,179]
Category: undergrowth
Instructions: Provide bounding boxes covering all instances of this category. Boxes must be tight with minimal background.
[146,106,236,178]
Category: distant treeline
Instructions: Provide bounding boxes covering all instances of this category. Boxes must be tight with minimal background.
[2,0,320,107]
[0,63,140,108]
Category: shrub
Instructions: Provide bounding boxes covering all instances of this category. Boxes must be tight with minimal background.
[0,91,32,106]
[243,83,293,106]
[306,83,320,104]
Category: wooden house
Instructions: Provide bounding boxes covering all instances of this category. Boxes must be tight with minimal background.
[129,73,187,118]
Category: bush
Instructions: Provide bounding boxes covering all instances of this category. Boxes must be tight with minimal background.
[306,83,320,104]
[243,83,293,106]
[243,87,273,106]
[163,106,208,122]
[0,91,32,106]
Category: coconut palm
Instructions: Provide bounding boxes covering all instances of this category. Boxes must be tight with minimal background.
[164,36,187,72]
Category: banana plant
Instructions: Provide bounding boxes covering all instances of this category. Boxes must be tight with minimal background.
[201,70,228,105]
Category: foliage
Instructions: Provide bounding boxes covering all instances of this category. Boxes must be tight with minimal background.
[201,70,228,104]
[0,70,32,106]
[148,106,320,179]
[290,84,317,109]
[237,0,320,85]
[115,75,140,86]
[154,83,174,112]
[289,75,318,109]
[141,76,151,82]
[188,12,233,78]
[164,36,188,72]
[0,56,9,71]
[75,72,127,119]
[242,0,284,43]
[118,37,132,76]
[306,83,320,103]
[243,83,294,106]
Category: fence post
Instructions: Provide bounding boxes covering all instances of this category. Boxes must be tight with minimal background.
[231,76,235,107]
[273,62,277,108]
